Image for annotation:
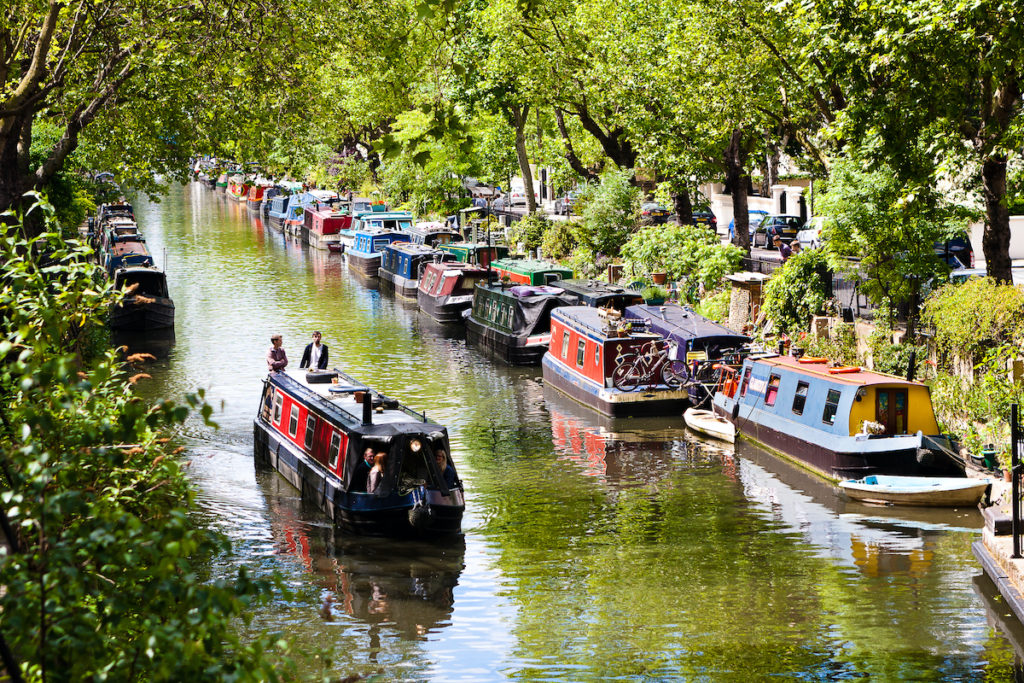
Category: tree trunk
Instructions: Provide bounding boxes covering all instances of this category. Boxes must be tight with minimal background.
[673,186,693,226]
[982,154,1012,283]
[0,112,39,238]
[554,108,597,182]
[509,104,536,214]
[724,128,751,252]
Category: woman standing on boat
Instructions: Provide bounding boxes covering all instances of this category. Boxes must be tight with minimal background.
[367,452,387,493]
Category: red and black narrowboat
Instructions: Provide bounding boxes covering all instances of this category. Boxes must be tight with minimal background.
[304,205,351,251]
[254,368,465,537]
[542,306,692,417]
[417,261,490,324]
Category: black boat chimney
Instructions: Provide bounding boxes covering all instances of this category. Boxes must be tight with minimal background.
[362,392,373,425]
[906,349,916,382]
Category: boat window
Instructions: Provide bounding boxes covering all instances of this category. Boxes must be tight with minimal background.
[576,339,586,366]
[792,381,809,415]
[739,368,751,396]
[288,404,300,437]
[304,414,316,450]
[594,343,600,366]
[273,393,283,423]
[561,330,570,359]
[822,388,842,425]
[764,375,781,406]
[328,432,341,469]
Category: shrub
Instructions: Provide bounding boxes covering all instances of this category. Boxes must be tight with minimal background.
[577,167,640,256]
[541,219,579,260]
[804,323,858,366]
[695,289,731,323]
[507,213,549,253]
[922,277,1024,366]
[761,249,832,335]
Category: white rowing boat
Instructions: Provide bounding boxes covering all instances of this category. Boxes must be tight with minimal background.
[838,475,989,507]
[683,408,735,443]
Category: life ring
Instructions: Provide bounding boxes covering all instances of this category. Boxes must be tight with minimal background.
[798,356,829,364]
[828,366,861,374]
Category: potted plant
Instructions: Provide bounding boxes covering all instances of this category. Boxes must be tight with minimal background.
[641,284,669,305]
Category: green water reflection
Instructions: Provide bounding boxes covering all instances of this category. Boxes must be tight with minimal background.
[128,184,1019,680]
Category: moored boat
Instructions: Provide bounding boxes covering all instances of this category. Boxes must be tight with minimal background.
[266,193,291,230]
[245,182,271,212]
[489,257,573,286]
[838,475,989,507]
[466,282,578,365]
[346,229,410,277]
[542,306,692,417]
[103,239,154,276]
[109,265,175,330]
[683,407,735,443]
[406,222,462,247]
[226,175,250,201]
[438,242,508,267]
[556,279,643,310]
[253,367,465,537]
[711,354,965,481]
[417,261,489,324]
[379,242,452,299]
[305,203,350,251]
[286,190,336,237]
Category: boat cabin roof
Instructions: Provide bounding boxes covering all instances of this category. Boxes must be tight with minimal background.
[749,354,925,388]
[625,304,749,349]
[110,240,150,256]
[492,257,573,276]
[557,279,643,307]
[423,261,488,276]
[385,242,445,257]
[551,305,658,342]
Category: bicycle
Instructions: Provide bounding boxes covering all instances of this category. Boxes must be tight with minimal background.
[611,339,691,392]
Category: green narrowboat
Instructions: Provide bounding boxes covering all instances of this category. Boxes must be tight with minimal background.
[490,258,573,286]
[437,242,509,267]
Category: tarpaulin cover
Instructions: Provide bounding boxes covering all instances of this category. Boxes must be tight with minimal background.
[624,304,749,356]
[510,289,579,336]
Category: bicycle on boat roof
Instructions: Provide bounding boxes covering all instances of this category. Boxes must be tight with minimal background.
[611,338,693,392]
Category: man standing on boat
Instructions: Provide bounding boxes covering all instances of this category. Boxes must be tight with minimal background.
[299,331,329,369]
[267,334,288,372]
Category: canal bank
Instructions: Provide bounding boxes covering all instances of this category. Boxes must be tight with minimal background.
[124,182,1023,680]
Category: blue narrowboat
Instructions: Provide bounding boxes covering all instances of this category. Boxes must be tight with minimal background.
[347,229,411,277]
[406,222,462,247]
[254,367,465,537]
[466,283,579,365]
[266,193,292,230]
[379,242,453,299]
[354,210,414,233]
[711,355,964,481]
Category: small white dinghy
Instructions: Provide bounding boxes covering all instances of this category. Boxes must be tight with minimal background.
[683,408,735,443]
[838,475,990,507]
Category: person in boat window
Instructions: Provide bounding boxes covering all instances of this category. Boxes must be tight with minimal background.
[367,452,387,494]
[352,447,375,491]
[267,334,287,372]
[774,236,792,262]
[299,330,329,369]
[435,449,458,489]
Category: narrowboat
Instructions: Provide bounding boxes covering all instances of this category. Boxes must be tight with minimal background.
[356,210,414,233]
[95,217,141,253]
[109,265,175,330]
[104,239,154,276]
[346,229,411,277]
[246,183,270,212]
[417,261,490,324]
[226,175,250,201]
[379,243,453,299]
[556,279,643,311]
[215,172,229,192]
[711,354,965,481]
[266,193,291,230]
[259,186,282,217]
[489,258,572,285]
[253,367,465,537]
[407,222,462,247]
[542,306,693,417]
[466,282,578,365]
[438,242,509,267]
[286,190,337,237]
[304,204,350,251]
[625,304,750,406]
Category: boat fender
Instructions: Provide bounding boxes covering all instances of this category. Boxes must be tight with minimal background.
[409,502,432,529]
[731,402,740,421]
[916,448,935,467]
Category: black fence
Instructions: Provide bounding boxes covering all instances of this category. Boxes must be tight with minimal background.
[742,255,881,321]
[1012,404,1023,559]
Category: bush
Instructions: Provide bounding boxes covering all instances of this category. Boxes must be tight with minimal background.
[577,167,640,256]
[507,213,549,253]
[922,277,1024,366]
[695,289,731,323]
[762,249,832,334]
[541,219,579,260]
[804,323,858,366]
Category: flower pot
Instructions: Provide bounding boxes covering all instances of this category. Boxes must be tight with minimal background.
[791,347,805,359]
[1005,468,1013,483]
[651,272,668,285]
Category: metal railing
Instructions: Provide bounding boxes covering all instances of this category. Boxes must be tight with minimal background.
[1012,404,1023,558]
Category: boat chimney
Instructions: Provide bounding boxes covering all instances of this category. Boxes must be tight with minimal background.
[362,391,373,425]
[906,349,916,382]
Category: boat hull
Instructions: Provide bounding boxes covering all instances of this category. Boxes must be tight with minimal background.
[378,269,420,299]
[347,251,381,277]
[418,290,471,324]
[466,315,547,366]
[109,296,175,331]
[839,475,989,507]
[542,354,690,417]
[253,422,464,537]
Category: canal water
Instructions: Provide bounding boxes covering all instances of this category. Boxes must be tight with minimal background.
[126,182,1023,680]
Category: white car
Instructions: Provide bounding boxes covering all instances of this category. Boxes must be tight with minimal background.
[508,179,539,207]
[796,216,826,249]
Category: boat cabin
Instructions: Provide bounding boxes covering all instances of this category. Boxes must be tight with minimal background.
[351,229,411,256]
[381,242,452,280]
[467,283,579,365]
[624,304,749,363]
[105,240,153,275]
[437,242,509,267]
[407,222,462,247]
[355,211,414,233]
[557,279,643,310]
[113,266,170,298]
[417,261,490,323]
[489,258,573,286]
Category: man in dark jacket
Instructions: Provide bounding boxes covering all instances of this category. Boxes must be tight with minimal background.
[299,331,329,369]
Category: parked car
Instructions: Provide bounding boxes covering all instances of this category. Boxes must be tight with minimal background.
[752,214,803,248]
[554,190,580,216]
[795,216,827,249]
[727,209,769,240]
[508,178,538,207]
[949,267,1024,285]
[692,208,718,230]
[934,234,974,269]
[640,202,669,225]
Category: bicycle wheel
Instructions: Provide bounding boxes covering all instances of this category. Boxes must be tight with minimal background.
[661,361,689,389]
[612,362,642,392]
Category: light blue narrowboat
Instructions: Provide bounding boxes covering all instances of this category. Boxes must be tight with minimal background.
[347,229,411,277]
[379,242,453,299]
[354,211,414,233]
[266,193,292,230]
[711,354,964,481]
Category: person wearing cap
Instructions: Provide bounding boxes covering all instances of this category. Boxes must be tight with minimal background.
[299,330,329,369]
[267,334,288,372]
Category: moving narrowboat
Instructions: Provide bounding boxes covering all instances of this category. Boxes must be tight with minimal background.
[379,243,453,299]
[711,355,964,481]
[624,304,750,405]
[417,261,490,324]
[556,279,643,310]
[253,367,465,537]
[109,265,175,330]
[466,283,578,365]
[407,222,462,247]
[489,258,572,285]
[438,242,508,267]
[542,306,692,417]
[304,204,351,251]
[346,229,411,277]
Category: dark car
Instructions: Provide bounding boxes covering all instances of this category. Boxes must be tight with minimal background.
[641,202,669,225]
[934,234,974,269]
[752,214,803,248]
[692,209,718,230]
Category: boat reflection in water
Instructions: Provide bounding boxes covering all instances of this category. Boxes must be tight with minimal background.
[264,482,465,641]
[111,328,176,360]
